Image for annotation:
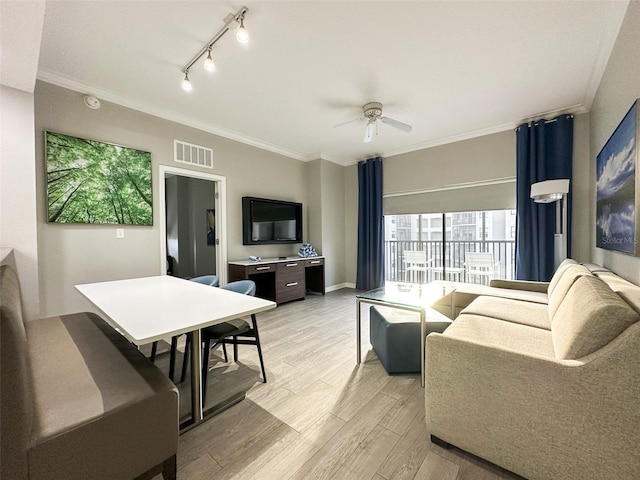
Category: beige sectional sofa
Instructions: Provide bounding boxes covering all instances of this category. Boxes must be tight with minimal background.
[425,259,640,480]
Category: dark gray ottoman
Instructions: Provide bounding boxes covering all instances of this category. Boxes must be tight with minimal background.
[369,305,452,374]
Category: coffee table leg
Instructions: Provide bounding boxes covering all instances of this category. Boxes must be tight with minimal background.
[356,299,362,364]
[190,329,203,423]
[420,309,426,387]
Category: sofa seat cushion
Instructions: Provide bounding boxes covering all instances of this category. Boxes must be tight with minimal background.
[442,314,555,358]
[460,296,551,330]
[25,312,178,480]
[548,264,592,321]
[552,275,639,360]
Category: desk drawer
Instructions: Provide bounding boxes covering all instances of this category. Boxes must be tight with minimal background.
[245,263,275,275]
[276,279,305,303]
[277,261,303,272]
[304,258,324,267]
[276,262,304,302]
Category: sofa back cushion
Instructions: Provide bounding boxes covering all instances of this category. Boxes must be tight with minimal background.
[547,258,578,297]
[594,271,640,316]
[0,255,32,480]
[548,264,592,321]
[552,275,639,359]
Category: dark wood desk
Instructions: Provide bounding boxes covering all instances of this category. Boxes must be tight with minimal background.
[228,256,325,304]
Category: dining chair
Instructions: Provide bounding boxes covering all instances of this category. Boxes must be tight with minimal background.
[403,250,433,284]
[464,252,500,285]
[180,280,267,403]
[150,274,219,382]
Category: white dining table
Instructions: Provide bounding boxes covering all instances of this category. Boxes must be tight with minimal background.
[75,275,276,429]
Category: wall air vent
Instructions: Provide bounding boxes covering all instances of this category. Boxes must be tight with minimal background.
[174,140,213,168]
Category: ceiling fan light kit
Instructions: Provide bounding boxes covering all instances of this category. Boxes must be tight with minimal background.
[335,101,412,143]
[180,5,249,91]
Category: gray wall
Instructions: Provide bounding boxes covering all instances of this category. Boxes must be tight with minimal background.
[571,112,591,262]
[590,1,640,283]
[344,164,359,286]
[35,81,318,316]
[319,159,346,287]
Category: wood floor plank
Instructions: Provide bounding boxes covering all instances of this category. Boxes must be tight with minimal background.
[376,413,432,480]
[330,425,401,480]
[176,452,221,480]
[378,380,425,435]
[288,392,398,480]
[249,379,345,433]
[413,450,459,480]
[299,412,346,447]
[208,428,318,480]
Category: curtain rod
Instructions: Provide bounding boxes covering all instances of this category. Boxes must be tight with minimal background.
[514,114,574,132]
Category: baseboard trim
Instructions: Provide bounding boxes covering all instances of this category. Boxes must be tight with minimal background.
[326,283,356,292]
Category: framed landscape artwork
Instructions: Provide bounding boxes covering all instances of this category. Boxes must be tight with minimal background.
[46,131,153,225]
[596,99,640,255]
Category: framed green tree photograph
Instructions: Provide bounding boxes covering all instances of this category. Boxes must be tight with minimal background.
[46,131,152,225]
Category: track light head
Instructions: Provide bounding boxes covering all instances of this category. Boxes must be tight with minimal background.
[203,49,215,72]
[181,72,192,91]
[236,18,249,43]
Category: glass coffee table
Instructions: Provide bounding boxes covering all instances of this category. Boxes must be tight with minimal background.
[356,282,456,386]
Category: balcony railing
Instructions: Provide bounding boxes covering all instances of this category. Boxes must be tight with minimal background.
[385,240,516,284]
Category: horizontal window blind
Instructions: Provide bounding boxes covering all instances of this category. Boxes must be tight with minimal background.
[384,177,516,215]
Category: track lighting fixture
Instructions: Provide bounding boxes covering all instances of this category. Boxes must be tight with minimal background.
[203,49,215,72]
[180,5,249,91]
[236,18,249,43]
[181,72,192,91]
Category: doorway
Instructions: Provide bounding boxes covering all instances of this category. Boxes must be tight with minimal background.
[159,166,227,284]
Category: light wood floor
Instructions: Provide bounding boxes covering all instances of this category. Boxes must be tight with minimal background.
[152,288,525,480]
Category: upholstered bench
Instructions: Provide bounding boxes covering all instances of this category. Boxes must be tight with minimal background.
[370,305,452,374]
[1,249,179,480]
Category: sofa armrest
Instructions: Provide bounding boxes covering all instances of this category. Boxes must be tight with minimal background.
[489,278,549,293]
[425,325,640,480]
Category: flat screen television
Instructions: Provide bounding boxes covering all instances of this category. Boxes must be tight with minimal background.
[242,197,303,245]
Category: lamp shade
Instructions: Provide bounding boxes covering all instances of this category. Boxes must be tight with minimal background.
[530,179,570,203]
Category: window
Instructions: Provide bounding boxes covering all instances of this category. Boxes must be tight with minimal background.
[384,209,516,284]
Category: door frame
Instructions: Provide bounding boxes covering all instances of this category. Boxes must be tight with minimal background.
[159,165,227,285]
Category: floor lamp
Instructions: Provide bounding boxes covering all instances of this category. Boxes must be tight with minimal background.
[530,179,570,271]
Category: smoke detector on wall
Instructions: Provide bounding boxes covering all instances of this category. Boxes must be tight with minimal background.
[83,95,101,110]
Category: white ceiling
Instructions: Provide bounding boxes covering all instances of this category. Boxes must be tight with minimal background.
[30,1,631,164]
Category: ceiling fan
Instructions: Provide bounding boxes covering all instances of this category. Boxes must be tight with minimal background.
[334,102,412,143]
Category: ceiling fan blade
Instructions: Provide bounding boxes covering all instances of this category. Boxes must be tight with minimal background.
[333,117,363,128]
[381,116,412,133]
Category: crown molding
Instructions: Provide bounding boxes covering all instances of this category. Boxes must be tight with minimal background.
[36,68,310,162]
[36,68,595,169]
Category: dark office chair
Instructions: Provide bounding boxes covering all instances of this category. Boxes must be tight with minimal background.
[150,274,219,382]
